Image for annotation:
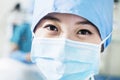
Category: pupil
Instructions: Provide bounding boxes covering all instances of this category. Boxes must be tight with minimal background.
[81,31,86,34]
[50,26,57,31]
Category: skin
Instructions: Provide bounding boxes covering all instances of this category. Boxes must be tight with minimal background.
[11,43,31,62]
[33,13,102,80]
[34,13,101,45]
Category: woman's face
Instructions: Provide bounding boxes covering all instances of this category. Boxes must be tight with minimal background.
[34,13,101,44]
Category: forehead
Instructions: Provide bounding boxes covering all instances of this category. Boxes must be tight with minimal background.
[45,13,88,23]
[34,13,98,32]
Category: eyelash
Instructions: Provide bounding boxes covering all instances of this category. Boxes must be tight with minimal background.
[43,24,58,31]
[77,29,92,35]
[43,24,92,35]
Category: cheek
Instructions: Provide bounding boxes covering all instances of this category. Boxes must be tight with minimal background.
[90,35,101,44]
[35,28,46,37]
[35,28,56,38]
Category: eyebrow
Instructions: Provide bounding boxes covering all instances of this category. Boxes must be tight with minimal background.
[42,15,95,26]
[76,20,95,26]
[34,15,61,32]
[34,15,96,32]
[41,15,61,22]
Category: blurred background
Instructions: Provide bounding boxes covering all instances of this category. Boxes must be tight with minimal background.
[0,0,120,80]
[0,0,34,57]
[94,0,120,80]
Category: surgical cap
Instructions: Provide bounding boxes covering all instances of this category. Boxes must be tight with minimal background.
[32,0,113,48]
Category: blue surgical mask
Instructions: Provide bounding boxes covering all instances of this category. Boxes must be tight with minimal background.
[31,33,111,80]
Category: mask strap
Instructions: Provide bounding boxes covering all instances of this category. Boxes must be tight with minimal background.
[90,76,95,80]
[100,32,112,46]
[88,74,95,80]
[32,32,35,38]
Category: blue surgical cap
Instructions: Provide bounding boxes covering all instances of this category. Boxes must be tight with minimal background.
[32,0,113,48]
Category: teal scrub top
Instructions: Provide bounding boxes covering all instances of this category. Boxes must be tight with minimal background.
[10,23,32,64]
[11,23,32,53]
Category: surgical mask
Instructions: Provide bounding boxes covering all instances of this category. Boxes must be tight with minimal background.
[31,33,111,80]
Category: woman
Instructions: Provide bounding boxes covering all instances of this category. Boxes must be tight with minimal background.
[31,0,113,80]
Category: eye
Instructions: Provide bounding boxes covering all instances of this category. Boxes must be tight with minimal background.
[44,24,58,32]
[77,29,92,35]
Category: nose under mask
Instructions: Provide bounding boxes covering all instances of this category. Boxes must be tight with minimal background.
[31,33,111,80]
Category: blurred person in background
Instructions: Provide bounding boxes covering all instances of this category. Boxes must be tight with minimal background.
[0,2,42,80]
[114,0,119,3]
[31,0,113,80]
[9,2,32,64]
[114,0,119,8]
[6,3,25,41]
